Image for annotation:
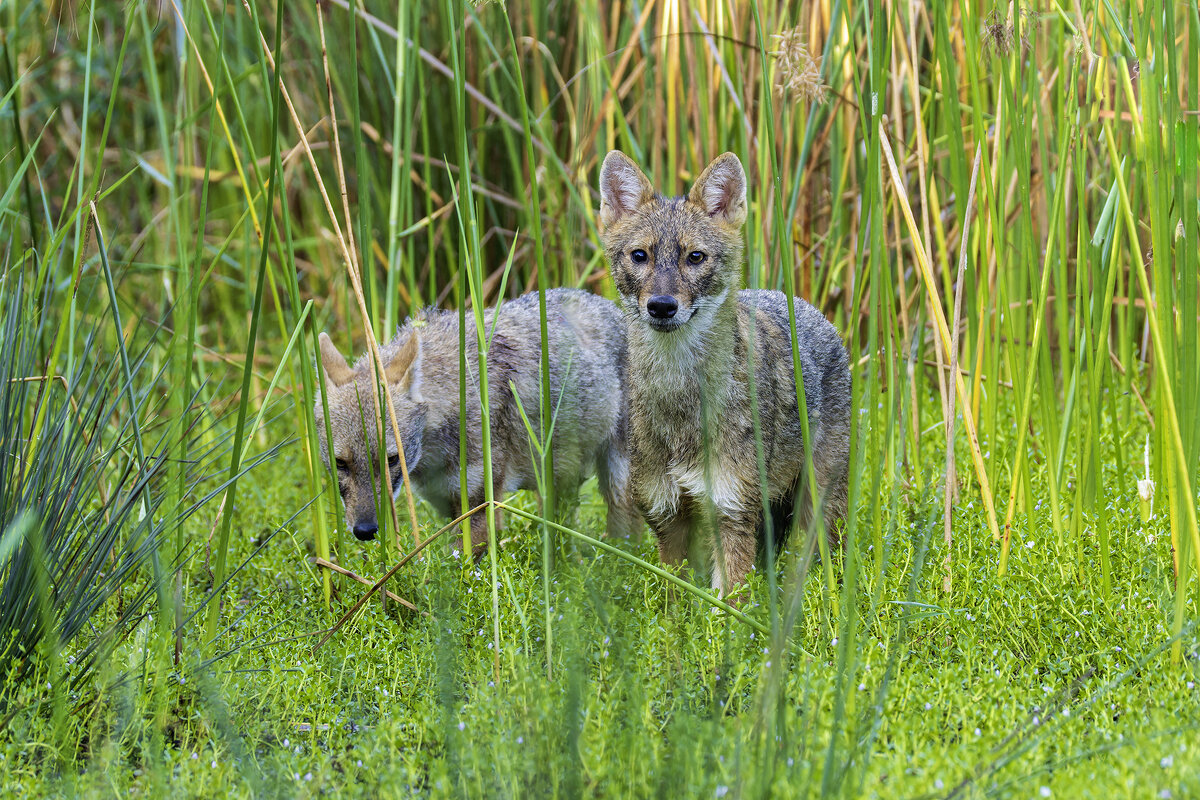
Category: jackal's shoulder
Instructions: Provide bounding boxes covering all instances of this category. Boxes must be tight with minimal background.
[736,290,843,353]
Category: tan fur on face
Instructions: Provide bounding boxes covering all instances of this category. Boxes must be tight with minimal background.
[599,153,747,334]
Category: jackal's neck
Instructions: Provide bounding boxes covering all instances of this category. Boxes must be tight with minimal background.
[628,289,739,407]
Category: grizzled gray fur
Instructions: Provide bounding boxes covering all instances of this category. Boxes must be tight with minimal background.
[316,289,639,552]
[598,150,851,593]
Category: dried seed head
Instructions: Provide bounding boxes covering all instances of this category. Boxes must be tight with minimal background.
[772,27,827,104]
[984,7,1039,58]
[983,10,1014,58]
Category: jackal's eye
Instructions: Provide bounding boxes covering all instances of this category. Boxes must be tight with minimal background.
[387,454,400,470]
[630,249,648,264]
[687,251,706,265]
[335,458,350,474]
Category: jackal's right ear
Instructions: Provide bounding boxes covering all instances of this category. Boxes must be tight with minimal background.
[599,150,654,232]
[688,152,747,228]
[319,332,354,388]
[384,332,421,400]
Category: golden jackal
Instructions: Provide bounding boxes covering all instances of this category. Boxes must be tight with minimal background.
[598,150,851,592]
[316,289,639,553]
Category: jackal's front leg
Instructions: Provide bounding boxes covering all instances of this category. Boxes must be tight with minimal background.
[649,512,692,567]
[467,504,506,559]
[466,473,506,560]
[712,509,762,596]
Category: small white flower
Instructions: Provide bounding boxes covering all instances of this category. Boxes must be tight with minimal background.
[304,773,313,781]
[924,703,932,711]
[458,722,466,731]
[935,779,944,789]
[1161,756,1173,768]
[283,739,290,748]
[1040,788,1051,797]
[974,728,981,737]
[715,787,729,798]
[211,761,217,769]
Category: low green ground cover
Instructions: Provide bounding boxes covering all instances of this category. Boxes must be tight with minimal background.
[2,395,1195,799]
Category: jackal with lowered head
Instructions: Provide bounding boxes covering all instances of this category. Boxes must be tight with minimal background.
[598,150,851,593]
[316,289,639,553]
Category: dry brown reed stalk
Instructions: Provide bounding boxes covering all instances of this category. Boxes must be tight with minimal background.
[166,0,262,240]
[583,0,659,155]
[313,504,490,652]
[314,1,415,556]
[312,558,420,613]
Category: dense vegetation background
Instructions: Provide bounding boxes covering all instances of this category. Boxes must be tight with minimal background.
[0,0,1197,796]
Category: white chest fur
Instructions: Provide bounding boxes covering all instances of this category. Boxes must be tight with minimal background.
[640,457,746,520]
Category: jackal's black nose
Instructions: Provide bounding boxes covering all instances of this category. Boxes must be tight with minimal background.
[646,295,678,319]
[352,521,378,541]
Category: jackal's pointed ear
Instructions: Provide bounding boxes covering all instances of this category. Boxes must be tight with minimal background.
[599,150,654,232]
[319,332,354,388]
[688,152,747,228]
[384,332,422,400]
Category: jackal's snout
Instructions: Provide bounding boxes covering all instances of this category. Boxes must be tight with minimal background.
[351,519,378,541]
[646,295,678,320]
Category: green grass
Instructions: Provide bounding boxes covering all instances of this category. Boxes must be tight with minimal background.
[1,0,1198,796]
[3,413,1197,797]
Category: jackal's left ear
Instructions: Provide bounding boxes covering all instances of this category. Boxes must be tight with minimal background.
[319,332,354,388]
[688,152,747,228]
[385,332,422,400]
[599,150,655,232]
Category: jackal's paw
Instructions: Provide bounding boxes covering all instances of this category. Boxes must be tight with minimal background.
[470,537,514,563]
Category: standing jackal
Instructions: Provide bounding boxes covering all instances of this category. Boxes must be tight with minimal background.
[316,289,639,553]
[598,150,851,593]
